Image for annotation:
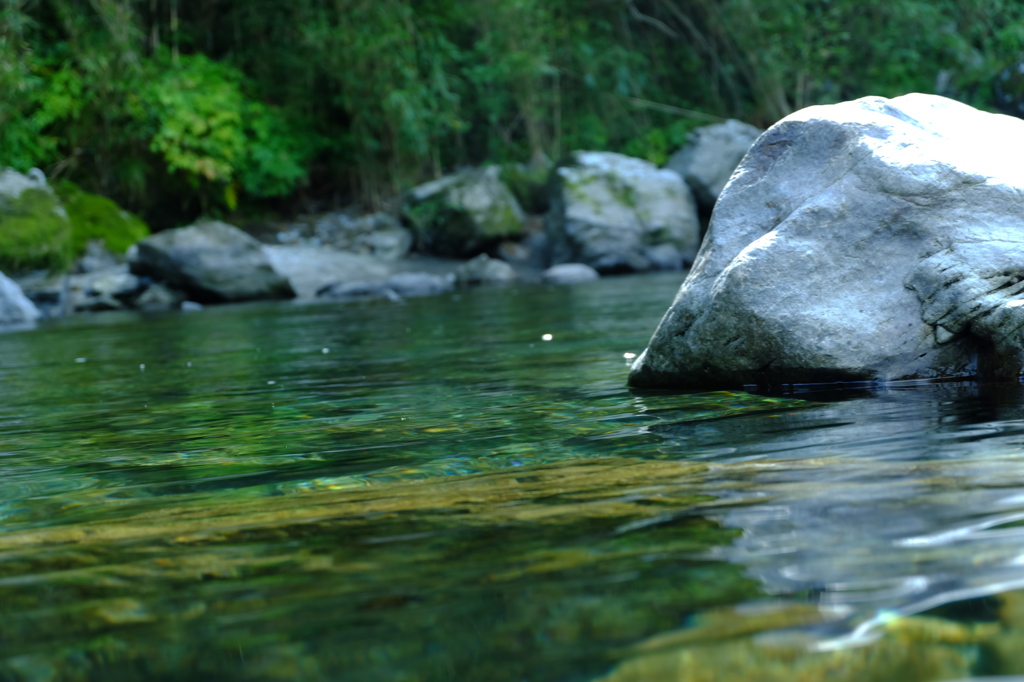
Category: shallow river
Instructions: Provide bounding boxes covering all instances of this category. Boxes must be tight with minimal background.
[3,272,1024,681]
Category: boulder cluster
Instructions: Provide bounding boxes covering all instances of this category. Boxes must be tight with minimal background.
[0,119,760,328]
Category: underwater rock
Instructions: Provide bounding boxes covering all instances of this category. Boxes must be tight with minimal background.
[630,94,1024,388]
[598,610,987,682]
[130,221,294,303]
[546,151,701,273]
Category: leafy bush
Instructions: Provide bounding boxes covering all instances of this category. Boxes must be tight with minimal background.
[143,54,317,209]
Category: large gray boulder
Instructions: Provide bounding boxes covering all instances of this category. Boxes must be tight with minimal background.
[667,119,762,210]
[629,94,1024,389]
[130,221,294,302]
[547,151,700,273]
[404,166,525,257]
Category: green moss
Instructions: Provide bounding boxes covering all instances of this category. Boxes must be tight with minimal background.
[475,197,523,240]
[404,174,523,257]
[0,187,74,272]
[55,181,150,255]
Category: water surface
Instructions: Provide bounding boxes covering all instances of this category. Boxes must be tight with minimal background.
[3,273,1024,680]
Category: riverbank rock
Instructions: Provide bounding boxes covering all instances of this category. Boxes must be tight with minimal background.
[279,212,413,261]
[666,119,762,210]
[17,265,180,315]
[317,281,403,303]
[262,245,392,299]
[547,152,700,273]
[130,221,294,302]
[404,166,525,257]
[454,254,518,286]
[316,272,453,304]
[385,272,453,297]
[0,168,73,272]
[629,93,1024,389]
[0,270,40,326]
[542,263,599,285]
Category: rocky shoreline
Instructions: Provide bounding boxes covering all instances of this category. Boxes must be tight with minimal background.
[0,119,762,329]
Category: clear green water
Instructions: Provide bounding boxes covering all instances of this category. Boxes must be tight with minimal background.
[3,273,1024,681]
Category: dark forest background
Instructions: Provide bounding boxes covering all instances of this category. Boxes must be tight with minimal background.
[3,0,1023,228]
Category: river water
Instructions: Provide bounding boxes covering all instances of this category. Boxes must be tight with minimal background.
[3,272,1024,681]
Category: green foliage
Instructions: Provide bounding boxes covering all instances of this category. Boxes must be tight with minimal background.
[623,120,701,166]
[4,0,1024,222]
[0,187,73,272]
[0,4,55,171]
[54,180,149,255]
[143,54,315,206]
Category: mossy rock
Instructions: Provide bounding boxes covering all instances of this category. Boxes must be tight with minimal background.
[500,163,552,214]
[404,166,525,257]
[0,172,73,273]
[54,180,150,255]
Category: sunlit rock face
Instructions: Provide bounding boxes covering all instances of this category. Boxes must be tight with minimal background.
[630,94,1024,389]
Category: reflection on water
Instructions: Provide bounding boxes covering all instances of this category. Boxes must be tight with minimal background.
[2,273,1024,679]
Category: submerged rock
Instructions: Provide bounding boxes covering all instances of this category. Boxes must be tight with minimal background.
[667,119,762,210]
[546,151,700,273]
[630,94,1024,389]
[130,221,294,303]
[599,605,988,682]
[404,166,525,258]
